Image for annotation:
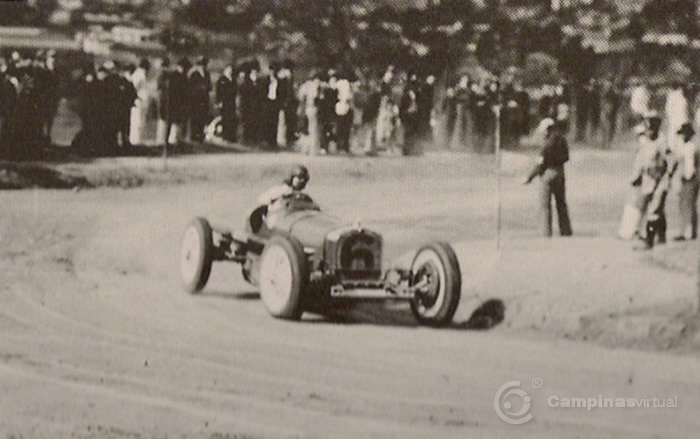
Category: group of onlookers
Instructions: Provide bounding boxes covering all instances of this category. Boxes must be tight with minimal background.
[618,108,698,249]
[296,65,436,156]
[0,50,59,159]
[442,76,543,152]
[2,48,699,168]
[73,59,139,156]
[73,55,216,156]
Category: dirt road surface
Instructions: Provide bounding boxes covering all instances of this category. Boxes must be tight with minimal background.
[0,151,698,438]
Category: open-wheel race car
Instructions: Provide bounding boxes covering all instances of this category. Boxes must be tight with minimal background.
[180,192,462,327]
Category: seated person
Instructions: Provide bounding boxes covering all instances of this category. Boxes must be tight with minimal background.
[252,165,310,231]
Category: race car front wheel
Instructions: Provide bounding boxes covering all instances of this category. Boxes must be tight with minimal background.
[409,242,462,327]
[259,234,308,320]
[180,217,214,294]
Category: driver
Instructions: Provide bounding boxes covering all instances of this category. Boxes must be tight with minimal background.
[257,164,310,228]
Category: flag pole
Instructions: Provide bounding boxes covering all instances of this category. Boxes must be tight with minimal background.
[494,101,503,250]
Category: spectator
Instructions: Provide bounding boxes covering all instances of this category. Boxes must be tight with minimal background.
[375,66,397,151]
[400,72,422,156]
[629,78,650,128]
[74,65,110,156]
[622,115,668,248]
[129,58,150,146]
[334,69,354,154]
[239,60,263,145]
[297,73,321,155]
[674,123,698,241]
[277,60,296,147]
[417,73,436,143]
[599,80,620,149]
[156,57,188,148]
[188,56,211,143]
[665,82,690,153]
[618,122,653,240]
[449,74,470,150]
[524,118,573,237]
[316,69,338,153]
[216,64,238,143]
[262,62,280,149]
[117,64,137,150]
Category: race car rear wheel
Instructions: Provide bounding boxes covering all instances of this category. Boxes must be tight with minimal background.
[180,217,214,294]
[409,242,461,327]
[259,234,308,320]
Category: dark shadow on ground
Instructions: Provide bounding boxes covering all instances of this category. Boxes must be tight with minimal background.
[192,283,506,330]
[0,161,92,189]
[202,290,260,301]
[305,298,506,330]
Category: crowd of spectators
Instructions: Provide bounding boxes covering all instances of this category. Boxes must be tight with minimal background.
[1,49,699,160]
[0,50,59,159]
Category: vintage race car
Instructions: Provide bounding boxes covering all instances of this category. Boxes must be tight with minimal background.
[180,192,462,326]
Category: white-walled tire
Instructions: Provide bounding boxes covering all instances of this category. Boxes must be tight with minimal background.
[180,217,214,294]
[259,234,308,320]
[409,242,461,327]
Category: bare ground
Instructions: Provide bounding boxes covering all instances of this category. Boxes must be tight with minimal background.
[0,150,698,438]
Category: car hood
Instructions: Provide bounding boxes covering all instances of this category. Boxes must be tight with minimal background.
[275,210,348,249]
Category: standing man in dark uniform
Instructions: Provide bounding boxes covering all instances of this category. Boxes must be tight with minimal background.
[31,52,58,146]
[170,58,190,146]
[215,64,238,143]
[239,61,263,145]
[417,74,435,143]
[238,61,254,145]
[317,70,338,153]
[525,118,573,237]
[76,65,109,156]
[157,57,188,148]
[102,61,123,154]
[400,72,422,156]
[277,59,296,147]
[188,56,211,143]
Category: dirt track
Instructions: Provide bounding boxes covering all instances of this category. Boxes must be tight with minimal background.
[0,151,698,438]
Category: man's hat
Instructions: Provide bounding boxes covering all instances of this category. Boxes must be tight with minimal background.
[644,115,662,131]
[677,123,695,137]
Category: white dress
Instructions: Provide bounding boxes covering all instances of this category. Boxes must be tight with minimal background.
[129,67,148,145]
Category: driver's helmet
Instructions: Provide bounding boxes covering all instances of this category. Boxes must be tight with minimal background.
[286,165,310,189]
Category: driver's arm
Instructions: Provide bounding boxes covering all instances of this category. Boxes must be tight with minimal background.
[257,184,292,206]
